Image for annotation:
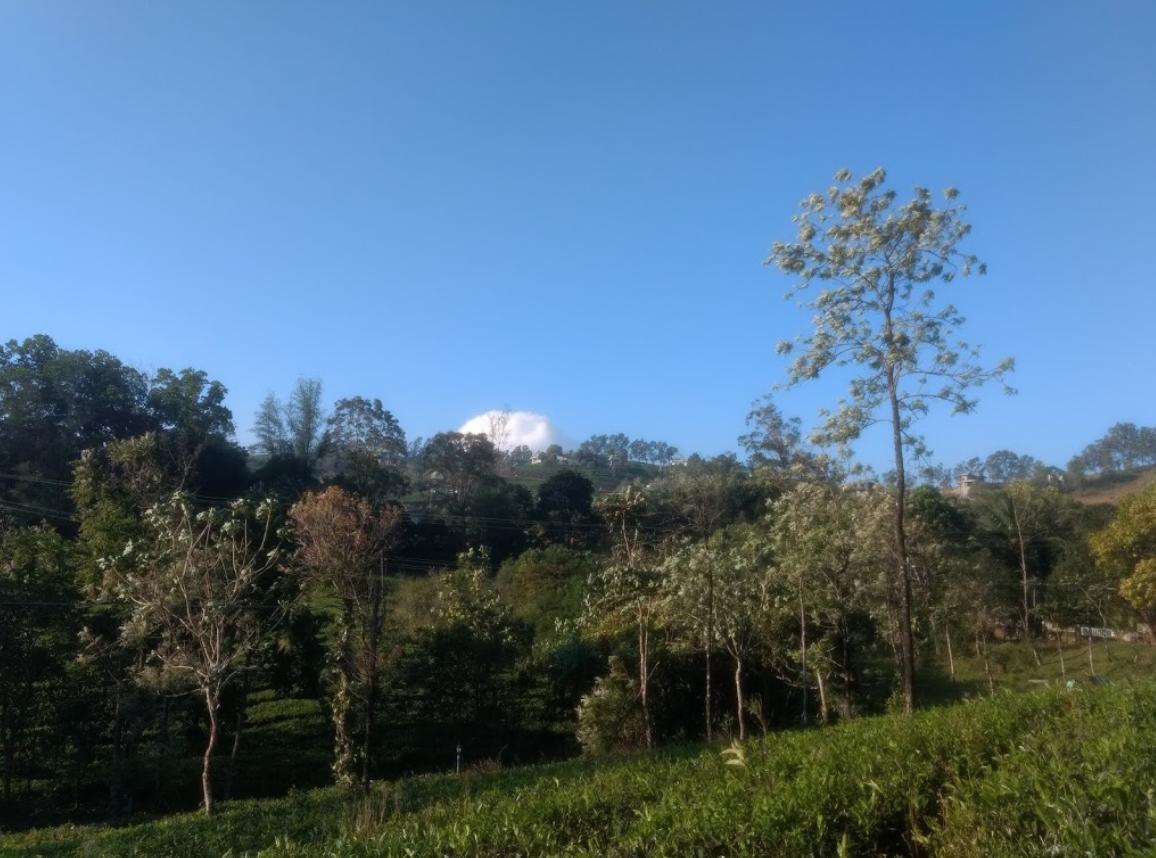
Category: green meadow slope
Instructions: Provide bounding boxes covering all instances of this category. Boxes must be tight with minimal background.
[5,664,1155,858]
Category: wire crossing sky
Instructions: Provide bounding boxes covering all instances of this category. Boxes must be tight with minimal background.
[3,1,1154,471]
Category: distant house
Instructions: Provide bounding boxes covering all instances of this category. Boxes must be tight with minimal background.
[530,452,570,466]
[951,472,986,499]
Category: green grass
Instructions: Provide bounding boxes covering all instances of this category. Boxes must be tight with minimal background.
[6,665,1156,857]
[917,637,1156,704]
[231,693,332,796]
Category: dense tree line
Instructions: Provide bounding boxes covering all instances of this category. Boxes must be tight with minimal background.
[1,329,1153,826]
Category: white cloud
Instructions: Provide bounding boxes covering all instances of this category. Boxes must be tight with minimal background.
[458,410,565,452]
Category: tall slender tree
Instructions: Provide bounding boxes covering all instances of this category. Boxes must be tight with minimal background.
[584,487,663,748]
[253,393,289,457]
[287,379,326,462]
[289,487,402,787]
[767,167,1013,712]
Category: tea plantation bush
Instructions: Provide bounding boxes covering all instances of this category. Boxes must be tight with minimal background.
[5,681,1154,857]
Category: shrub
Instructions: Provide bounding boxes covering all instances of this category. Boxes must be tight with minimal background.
[575,656,646,754]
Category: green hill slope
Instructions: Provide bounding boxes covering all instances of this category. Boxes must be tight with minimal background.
[1072,466,1156,506]
[6,673,1155,857]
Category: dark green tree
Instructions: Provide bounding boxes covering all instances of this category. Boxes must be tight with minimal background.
[287,379,326,463]
[0,335,152,520]
[496,545,597,637]
[0,525,77,803]
[534,470,596,546]
[253,393,289,457]
[421,432,498,502]
[324,397,408,501]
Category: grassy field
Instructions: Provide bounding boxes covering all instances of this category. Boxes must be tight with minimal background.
[919,636,1155,702]
[4,640,1154,857]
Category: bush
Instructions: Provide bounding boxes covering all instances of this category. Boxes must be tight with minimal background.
[575,656,646,755]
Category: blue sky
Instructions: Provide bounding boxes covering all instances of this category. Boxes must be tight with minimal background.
[3,1,1154,471]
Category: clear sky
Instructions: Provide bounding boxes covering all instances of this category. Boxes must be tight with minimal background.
[3,1,1154,471]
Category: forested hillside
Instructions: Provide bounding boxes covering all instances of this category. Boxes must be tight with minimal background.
[2,331,1155,836]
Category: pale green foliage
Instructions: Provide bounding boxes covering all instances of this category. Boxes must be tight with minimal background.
[767,167,1014,713]
[767,167,1013,455]
[106,492,285,692]
[584,487,664,746]
[660,538,717,657]
[432,548,516,645]
[582,561,666,639]
[663,523,775,737]
[739,394,830,480]
[1091,483,1156,628]
[769,483,889,619]
[575,656,646,754]
[102,492,287,813]
[768,483,891,711]
[974,481,1076,632]
[663,525,773,663]
[584,488,664,642]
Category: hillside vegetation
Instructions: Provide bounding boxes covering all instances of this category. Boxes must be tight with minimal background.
[5,676,1154,858]
[4,335,1156,847]
[1073,466,1156,507]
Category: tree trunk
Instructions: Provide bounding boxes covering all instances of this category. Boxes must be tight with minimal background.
[1013,500,1034,640]
[884,351,916,715]
[638,610,652,749]
[1,698,12,802]
[799,595,808,725]
[202,686,220,816]
[333,600,357,787]
[1087,635,1095,675]
[109,681,124,816]
[733,655,746,741]
[362,558,386,789]
[977,632,994,696]
[841,620,854,719]
[704,566,714,742]
[814,668,829,724]
[154,696,171,802]
[1057,636,1066,681]
[224,679,248,802]
[945,627,956,683]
